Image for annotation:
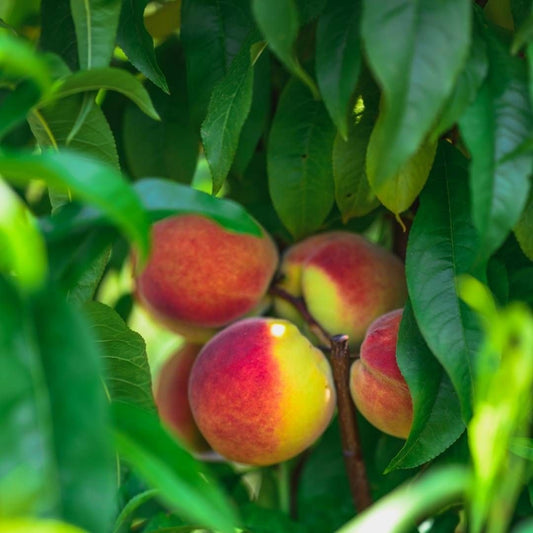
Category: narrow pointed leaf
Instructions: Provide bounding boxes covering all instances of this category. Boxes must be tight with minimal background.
[368,136,437,216]
[0,278,115,532]
[117,0,168,93]
[316,0,362,140]
[387,302,465,471]
[181,0,254,126]
[267,79,336,239]
[514,190,533,260]
[460,31,533,263]
[112,401,240,533]
[0,149,150,259]
[85,301,155,412]
[70,0,121,69]
[252,0,319,98]
[201,39,254,194]
[406,143,483,421]
[362,0,471,185]
[0,81,41,140]
[47,68,160,120]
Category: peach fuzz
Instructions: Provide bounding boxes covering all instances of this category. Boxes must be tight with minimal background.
[350,309,413,439]
[188,317,336,466]
[154,343,209,452]
[134,214,279,341]
[300,232,407,345]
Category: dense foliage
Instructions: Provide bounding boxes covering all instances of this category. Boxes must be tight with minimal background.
[1,0,532,532]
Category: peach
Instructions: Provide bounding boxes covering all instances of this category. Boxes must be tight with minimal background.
[154,343,209,452]
[349,309,413,439]
[134,214,279,341]
[276,231,407,346]
[188,317,336,465]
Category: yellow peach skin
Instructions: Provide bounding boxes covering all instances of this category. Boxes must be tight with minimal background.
[188,317,336,466]
[350,309,413,439]
[154,343,209,452]
[134,214,279,341]
[276,231,407,346]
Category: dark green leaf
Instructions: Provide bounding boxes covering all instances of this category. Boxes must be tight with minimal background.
[0,149,150,259]
[70,0,121,69]
[316,0,362,140]
[241,503,306,533]
[267,78,336,238]
[512,0,532,28]
[85,301,156,413]
[0,277,116,531]
[387,301,465,472]
[252,0,319,98]
[295,0,327,24]
[39,0,78,70]
[181,0,254,126]
[231,50,271,177]
[111,401,240,533]
[201,38,255,194]
[430,16,489,141]
[47,68,160,120]
[122,38,198,184]
[0,81,41,141]
[29,95,120,169]
[406,142,483,421]
[460,31,533,263]
[112,489,158,533]
[362,0,471,185]
[514,189,533,260]
[117,0,168,93]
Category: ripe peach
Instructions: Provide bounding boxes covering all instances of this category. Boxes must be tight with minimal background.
[154,343,209,452]
[188,317,336,465]
[275,231,407,346]
[349,309,413,439]
[134,214,279,341]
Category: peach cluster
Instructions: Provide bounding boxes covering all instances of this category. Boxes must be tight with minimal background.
[136,214,413,465]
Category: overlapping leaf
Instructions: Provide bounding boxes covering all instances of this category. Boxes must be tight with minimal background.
[267,79,336,239]
[406,142,483,421]
[362,0,471,186]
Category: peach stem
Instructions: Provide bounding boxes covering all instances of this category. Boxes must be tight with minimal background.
[269,284,372,512]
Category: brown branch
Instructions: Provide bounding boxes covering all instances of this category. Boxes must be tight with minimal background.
[329,335,372,512]
[269,284,373,512]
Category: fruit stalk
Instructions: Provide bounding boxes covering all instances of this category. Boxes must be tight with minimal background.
[330,334,372,512]
[269,283,372,511]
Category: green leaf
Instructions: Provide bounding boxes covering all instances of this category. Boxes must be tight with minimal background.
[201,38,255,194]
[0,277,115,531]
[85,301,156,413]
[430,15,488,141]
[316,0,362,140]
[70,0,121,69]
[122,38,198,184]
[387,301,465,472]
[0,149,150,259]
[0,180,47,290]
[0,32,51,93]
[231,50,271,177]
[111,401,240,533]
[332,87,379,221]
[361,0,471,185]
[29,95,120,169]
[515,189,533,260]
[134,178,263,236]
[181,0,254,126]
[460,30,533,263]
[406,142,483,421]
[116,0,168,93]
[47,67,160,120]
[368,136,437,216]
[252,0,319,98]
[0,80,41,141]
[267,78,336,239]
[39,0,78,70]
